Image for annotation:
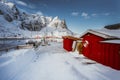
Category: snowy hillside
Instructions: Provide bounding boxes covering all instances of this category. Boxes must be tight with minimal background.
[0,42,120,80]
[0,1,73,38]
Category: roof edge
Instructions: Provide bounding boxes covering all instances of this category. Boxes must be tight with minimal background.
[80,29,118,39]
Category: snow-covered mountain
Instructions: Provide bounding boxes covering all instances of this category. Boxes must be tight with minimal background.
[0,1,73,38]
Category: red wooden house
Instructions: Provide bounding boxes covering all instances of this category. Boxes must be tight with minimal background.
[62,36,81,51]
[81,29,120,70]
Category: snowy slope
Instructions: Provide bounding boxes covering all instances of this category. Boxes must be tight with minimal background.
[0,42,120,80]
[40,26,73,37]
[0,14,38,38]
[0,1,73,38]
[0,15,21,37]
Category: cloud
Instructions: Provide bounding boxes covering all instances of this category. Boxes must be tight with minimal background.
[28,4,36,9]
[103,13,110,16]
[71,12,79,16]
[16,1,36,9]
[16,0,27,7]
[81,12,88,17]
[36,11,43,15]
[81,12,90,19]
[18,8,28,13]
[91,13,110,17]
[91,13,97,17]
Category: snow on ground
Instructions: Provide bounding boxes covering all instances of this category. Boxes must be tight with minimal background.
[0,42,120,80]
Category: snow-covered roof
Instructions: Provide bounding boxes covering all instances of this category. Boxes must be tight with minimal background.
[62,36,82,41]
[80,29,120,39]
[100,40,120,44]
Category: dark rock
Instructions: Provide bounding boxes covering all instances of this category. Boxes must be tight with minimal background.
[3,14,13,22]
[0,10,3,15]
[104,23,120,30]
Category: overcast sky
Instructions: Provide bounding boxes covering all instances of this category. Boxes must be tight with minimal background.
[8,0,120,34]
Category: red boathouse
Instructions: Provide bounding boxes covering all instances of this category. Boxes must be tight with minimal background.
[81,29,120,70]
[62,36,81,51]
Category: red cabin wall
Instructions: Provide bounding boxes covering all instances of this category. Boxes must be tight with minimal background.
[82,33,104,61]
[100,43,120,70]
[63,38,73,51]
[81,33,120,70]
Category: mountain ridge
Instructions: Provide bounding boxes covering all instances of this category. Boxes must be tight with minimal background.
[0,1,73,38]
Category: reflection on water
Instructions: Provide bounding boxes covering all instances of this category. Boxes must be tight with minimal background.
[0,38,41,50]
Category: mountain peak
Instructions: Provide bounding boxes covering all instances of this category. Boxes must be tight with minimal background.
[53,16,59,20]
[0,1,73,38]
[5,2,15,9]
[48,16,68,30]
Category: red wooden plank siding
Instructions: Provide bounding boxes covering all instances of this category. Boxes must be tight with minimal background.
[81,33,120,70]
[63,38,73,51]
